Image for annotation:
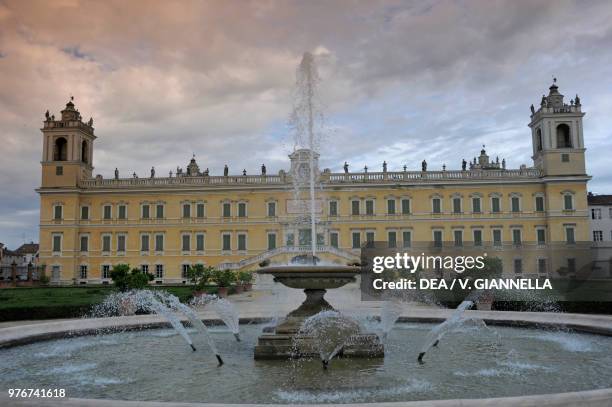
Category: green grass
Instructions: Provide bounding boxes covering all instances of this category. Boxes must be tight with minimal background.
[0,285,217,321]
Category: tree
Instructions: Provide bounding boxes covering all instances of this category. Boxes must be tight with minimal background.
[188,264,216,291]
[110,263,154,291]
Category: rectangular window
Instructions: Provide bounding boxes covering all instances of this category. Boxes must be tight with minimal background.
[452,198,461,213]
[117,235,126,253]
[593,230,603,242]
[538,259,547,274]
[238,234,247,251]
[182,264,190,279]
[493,229,502,247]
[351,200,360,216]
[591,208,601,219]
[118,205,127,220]
[512,229,522,245]
[155,234,164,251]
[432,198,441,214]
[472,198,481,213]
[80,235,88,252]
[286,233,294,246]
[142,204,150,219]
[454,230,463,247]
[366,231,375,247]
[102,265,110,279]
[537,229,546,245]
[387,199,396,215]
[223,203,231,218]
[433,230,443,248]
[566,227,575,244]
[182,234,191,251]
[141,264,149,274]
[222,234,231,251]
[561,153,570,162]
[52,235,62,253]
[511,197,520,213]
[388,231,397,248]
[238,202,247,217]
[196,234,205,251]
[567,258,576,274]
[80,265,88,279]
[103,205,112,220]
[330,232,339,248]
[329,201,338,216]
[268,233,277,250]
[491,197,501,213]
[102,235,111,253]
[155,264,164,279]
[536,196,545,212]
[141,234,149,252]
[351,232,361,249]
[564,195,573,210]
[156,204,164,219]
[54,205,62,220]
[513,258,522,274]
[183,203,191,218]
[365,200,374,215]
[81,206,89,220]
[267,202,276,217]
[401,199,410,214]
[402,231,412,248]
[473,230,483,247]
[197,203,205,218]
[56,166,63,175]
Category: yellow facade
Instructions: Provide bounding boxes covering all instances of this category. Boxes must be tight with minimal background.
[38,85,592,284]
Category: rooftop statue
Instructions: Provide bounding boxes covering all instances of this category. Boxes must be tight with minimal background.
[382,161,387,173]
[422,160,427,172]
[114,168,119,180]
[224,165,229,177]
[261,164,266,175]
[343,161,349,174]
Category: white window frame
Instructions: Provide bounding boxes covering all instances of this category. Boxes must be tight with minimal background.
[116,233,127,254]
[102,204,113,220]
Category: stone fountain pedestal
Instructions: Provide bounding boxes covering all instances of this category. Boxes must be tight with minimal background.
[253,265,384,360]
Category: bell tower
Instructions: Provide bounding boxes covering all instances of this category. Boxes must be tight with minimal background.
[40,98,96,188]
[528,79,586,177]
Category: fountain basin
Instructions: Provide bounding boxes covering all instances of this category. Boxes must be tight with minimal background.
[2,320,612,405]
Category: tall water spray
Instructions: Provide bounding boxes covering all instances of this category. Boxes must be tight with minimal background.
[290,52,324,259]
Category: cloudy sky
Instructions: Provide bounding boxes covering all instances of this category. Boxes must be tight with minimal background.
[1,0,612,248]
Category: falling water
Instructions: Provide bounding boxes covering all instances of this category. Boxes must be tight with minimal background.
[289,52,324,258]
[94,290,223,365]
[298,310,361,368]
[417,299,476,363]
[192,294,241,341]
[379,300,404,342]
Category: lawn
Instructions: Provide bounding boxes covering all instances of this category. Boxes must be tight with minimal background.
[0,285,215,322]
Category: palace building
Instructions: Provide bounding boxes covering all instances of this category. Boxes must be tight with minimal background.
[38,82,592,285]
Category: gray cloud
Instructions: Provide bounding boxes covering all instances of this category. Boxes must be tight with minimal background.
[1,0,611,248]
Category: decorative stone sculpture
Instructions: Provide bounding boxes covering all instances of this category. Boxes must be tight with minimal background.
[261,164,266,175]
[530,104,535,114]
[150,167,155,178]
[243,169,247,176]
[422,160,427,172]
[502,158,506,169]
[224,165,229,176]
[382,161,387,173]
[462,159,467,171]
[114,168,119,180]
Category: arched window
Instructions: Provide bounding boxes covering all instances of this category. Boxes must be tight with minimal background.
[54,137,68,161]
[536,128,543,151]
[81,140,88,164]
[556,124,572,148]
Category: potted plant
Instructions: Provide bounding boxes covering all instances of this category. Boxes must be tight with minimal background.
[212,269,236,298]
[239,271,254,291]
[188,264,215,297]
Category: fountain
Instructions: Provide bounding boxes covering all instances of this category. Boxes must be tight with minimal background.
[254,52,383,361]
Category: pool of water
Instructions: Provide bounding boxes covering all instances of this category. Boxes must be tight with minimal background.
[1,322,611,404]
